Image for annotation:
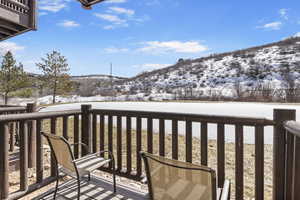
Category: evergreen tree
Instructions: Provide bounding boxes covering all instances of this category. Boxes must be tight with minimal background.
[0,51,29,105]
[36,51,73,104]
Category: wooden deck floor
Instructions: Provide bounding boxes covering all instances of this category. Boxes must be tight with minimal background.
[31,176,148,200]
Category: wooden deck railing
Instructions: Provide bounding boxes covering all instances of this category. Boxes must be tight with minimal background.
[0,107,81,200]
[281,120,300,200]
[0,104,298,200]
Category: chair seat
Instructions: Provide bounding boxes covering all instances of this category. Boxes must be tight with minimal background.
[75,154,111,176]
[59,154,111,177]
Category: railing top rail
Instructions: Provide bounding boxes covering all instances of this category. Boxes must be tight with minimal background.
[284,121,300,138]
[0,107,26,112]
[92,109,275,126]
[0,110,81,122]
[0,104,23,107]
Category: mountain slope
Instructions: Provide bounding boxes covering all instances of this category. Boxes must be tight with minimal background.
[114,36,300,99]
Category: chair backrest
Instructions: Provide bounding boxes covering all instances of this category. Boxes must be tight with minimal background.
[141,152,217,200]
[41,132,76,173]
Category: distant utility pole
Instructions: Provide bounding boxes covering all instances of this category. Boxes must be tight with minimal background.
[110,63,114,100]
[110,62,113,89]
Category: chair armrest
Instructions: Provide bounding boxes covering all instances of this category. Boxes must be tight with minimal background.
[70,142,90,154]
[219,179,231,200]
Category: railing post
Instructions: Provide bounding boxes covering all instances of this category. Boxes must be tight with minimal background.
[26,103,36,168]
[0,122,9,200]
[273,109,296,200]
[81,104,92,156]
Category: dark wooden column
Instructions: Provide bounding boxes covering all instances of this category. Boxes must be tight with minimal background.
[273,109,295,200]
[26,103,36,168]
[81,104,92,156]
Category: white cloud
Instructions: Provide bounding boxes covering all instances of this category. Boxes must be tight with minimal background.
[257,21,282,30]
[134,63,171,71]
[57,20,80,27]
[94,13,128,29]
[138,41,208,54]
[294,32,300,37]
[94,13,126,24]
[39,0,70,12]
[39,12,48,16]
[108,7,135,16]
[94,4,148,30]
[105,0,127,3]
[279,8,288,20]
[103,47,129,53]
[0,42,25,55]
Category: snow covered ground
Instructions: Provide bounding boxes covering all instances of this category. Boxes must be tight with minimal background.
[40,102,300,144]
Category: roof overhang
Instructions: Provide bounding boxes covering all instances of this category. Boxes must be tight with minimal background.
[78,0,106,9]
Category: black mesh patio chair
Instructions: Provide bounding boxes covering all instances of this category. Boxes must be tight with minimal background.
[41,132,116,200]
[141,152,230,200]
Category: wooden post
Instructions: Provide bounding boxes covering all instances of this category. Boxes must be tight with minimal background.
[81,104,91,156]
[9,122,15,152]
[273,109,296,200]
[26,103,36,168]
[19,121,28,191]
[0,122,9,199]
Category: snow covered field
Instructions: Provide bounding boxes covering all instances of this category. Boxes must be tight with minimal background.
[40,102,300,144]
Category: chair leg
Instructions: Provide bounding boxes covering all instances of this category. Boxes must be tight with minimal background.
[53,171,59,199]
[88,172,91,182]
[77,178,81,200]
[112,160,116,193]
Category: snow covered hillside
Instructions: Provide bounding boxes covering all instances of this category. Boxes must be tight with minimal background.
[114,36,300,99]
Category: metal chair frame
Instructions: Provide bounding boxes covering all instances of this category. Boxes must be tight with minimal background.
[141,152,230,200]
[41,132,116,200]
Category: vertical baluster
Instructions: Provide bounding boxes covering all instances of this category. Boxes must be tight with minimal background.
[186,120,192,163]
[27,103,36,168]
[159,119,165,156]
[50,117,56,177]
[201,122,208,166]
[74,115,79,159]
[36,119,43,183]
[217,123,225,188]
[63,116,68,140]
[172,119,178,160]
[235,124,244,199]
[9,122,15,152]
[117,116,122,171]
[147,118,153,153]
[293,137,300,200]
[0,122,9,199]
[99,115,105,157]
[81,105,91,156]
[20,121,28,191]
[255,125,264,200]
[92,114,97,153]
[285,129,294,200]
[136,117,142,176]
[108,115,113,168]
[126,116,132,173]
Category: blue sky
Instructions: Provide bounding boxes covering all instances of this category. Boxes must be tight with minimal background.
[0,0,300,77]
